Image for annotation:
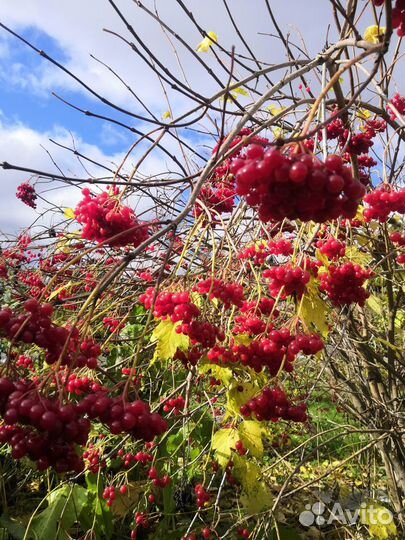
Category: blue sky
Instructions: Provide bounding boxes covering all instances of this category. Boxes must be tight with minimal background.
[0,1,386,233]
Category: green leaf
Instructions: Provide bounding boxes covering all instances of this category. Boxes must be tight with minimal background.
[150,320,190,363]
[239,420,264,458]
[83,473,113,539]
[0,515,26,539]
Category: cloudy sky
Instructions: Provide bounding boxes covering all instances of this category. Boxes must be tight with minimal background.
[0,1,379,233]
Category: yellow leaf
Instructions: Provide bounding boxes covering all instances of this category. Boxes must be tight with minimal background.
[48,280,73,300]
[162,111,172,120]
[239,420,264,458]
[226,381,258,418]
[272,127,285,139]
[64,208,75,219]
[367,295,383,316]
[357,108,371,120]
[360,502,396,539]
[355,205,366,223]
[364,25,386,44]
[299,278,329,338]
[233,333,252,346]
[150,319,189,363]
[196,31,218,52]
[199,363,233,386]
[267,104,286,116]
[212,427,239,467]
[232,86,249,97]
[315,248,330,268]
[345,245,372,266]
[219,87,250,102]
[233,455,273,514]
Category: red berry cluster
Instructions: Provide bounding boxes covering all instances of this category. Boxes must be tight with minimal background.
[135,511,150,528]
[316,238,346,259]
[16,182,37,209]
[319,262,373,306]
[241,297,278,316]
[16,355,34,371]
[340,130,373,156]
[83,445,105,473]
[194,279,245,308]
[233,315,266,336]
[175,347,204,367]
[163,396,185,415]
[326,117,345,139]
[0,299,101,369]
[103,317,123,333]
[148,466,171,488]
[195,183,235,218]
[364,187,405,221]
[139,288,200,322]
[239,243,271,266]
[103,486,118,507]
[76,393,167,442]
[390,231,405,246]
[231,331,323,374]
[195,484,210,508]
[75,188,149,248]
[0,377,88,472]
[240,387,307,423]
[233,146,365,222]
[263,264,310,298]
[177,320,224,348]
[0,263,7,279]
[235,440,247,455]
[268,238,293,256]
[388,93,405,120]
[392,2,405,37]
[390,232,405,264]
[63,374,103,395]
[237,528,251,539]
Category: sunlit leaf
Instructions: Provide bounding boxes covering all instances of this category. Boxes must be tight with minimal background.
[239,420,264,458]
[226,381,258,417]
[150,319,190,363]
[364,25,386,44]
[360,502,396,539]
[299,278,329,338]
[196,31,218,52]
[64,208,75,219]
[199,362,233,386]
[211,427,239,466]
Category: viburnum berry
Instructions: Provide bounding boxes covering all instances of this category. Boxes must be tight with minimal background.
[241,386,308,423]
[202,527,212,539]
[263,264,310,298]
[16,182,37,209]
[195,484,210,507]
[316,237,346,259]
[364,186,405,222]
[75,188,149,248]
[319,262,373,306]
[139,288,200,322]
[388,93,405,119]
[194,279,245,308]
[232,147,365,222]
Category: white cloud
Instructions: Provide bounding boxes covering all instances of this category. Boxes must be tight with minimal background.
[0,118,127,233]
[0,0,339,114]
